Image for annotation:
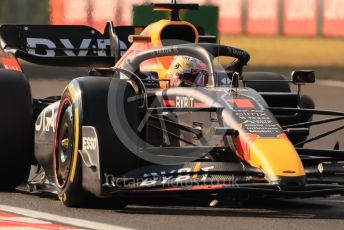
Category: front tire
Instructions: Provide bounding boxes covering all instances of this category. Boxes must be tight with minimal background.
[54,77,140,207]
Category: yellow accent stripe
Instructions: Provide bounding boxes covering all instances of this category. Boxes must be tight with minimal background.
[67,83,78,183]
[192,162,201,179]
[68,84,76,101]
[70,107,79,182]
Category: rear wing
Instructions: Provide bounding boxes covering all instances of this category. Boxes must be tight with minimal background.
[0,23,214,72]
[0,23,147,71]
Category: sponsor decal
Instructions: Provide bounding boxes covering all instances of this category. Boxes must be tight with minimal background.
[79,126,99,168]
[35,105,56,132]
[235,110,280,135]
[82,126,99,151]
[151,47,179,56]
[163,97,202,107]
[230,47,245,57]
[82,137,97,151]
[103,166,215,188]
[176,96,194,108]
[0,57,22,72]
[26,37,127,57]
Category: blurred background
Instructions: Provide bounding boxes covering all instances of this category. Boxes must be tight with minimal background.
[0,0,344,79]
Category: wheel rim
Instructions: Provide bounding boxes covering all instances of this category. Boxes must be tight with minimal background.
[55,100,74,189]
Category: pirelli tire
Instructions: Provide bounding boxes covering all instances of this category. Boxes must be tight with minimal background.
[0,69,33,190]
[54,77,140,207]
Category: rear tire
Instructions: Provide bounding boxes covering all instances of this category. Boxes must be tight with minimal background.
[0,70,33,190]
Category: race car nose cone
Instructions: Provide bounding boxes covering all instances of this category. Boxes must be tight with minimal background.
[276,176,306,191]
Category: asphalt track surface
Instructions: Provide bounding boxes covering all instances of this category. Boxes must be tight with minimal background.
[1,64,344,229]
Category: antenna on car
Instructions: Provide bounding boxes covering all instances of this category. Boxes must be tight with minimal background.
[153,1,199,21]
[105,21,120,62]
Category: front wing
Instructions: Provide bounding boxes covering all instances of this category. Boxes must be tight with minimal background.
[20,161,344,199]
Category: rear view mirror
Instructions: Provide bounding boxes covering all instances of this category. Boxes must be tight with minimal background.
[291,70,315,84]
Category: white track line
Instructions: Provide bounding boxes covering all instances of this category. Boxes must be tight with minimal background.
[316,80,344,88]
[0,205,133,230]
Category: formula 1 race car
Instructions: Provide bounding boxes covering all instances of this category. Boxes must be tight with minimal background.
[0,2,344,208]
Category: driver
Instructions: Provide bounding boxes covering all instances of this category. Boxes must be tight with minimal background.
[167,56,208,87]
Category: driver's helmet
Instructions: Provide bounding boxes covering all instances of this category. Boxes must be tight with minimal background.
[167,56,208,87]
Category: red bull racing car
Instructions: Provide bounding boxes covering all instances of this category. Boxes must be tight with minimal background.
[0,2,344,208]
